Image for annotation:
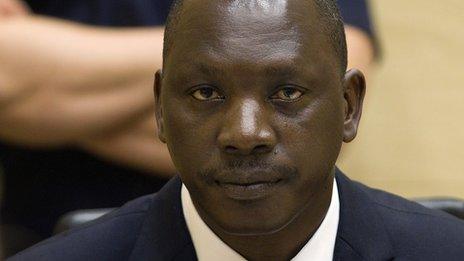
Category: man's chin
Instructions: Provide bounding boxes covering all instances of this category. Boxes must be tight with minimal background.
[213,215,295,237]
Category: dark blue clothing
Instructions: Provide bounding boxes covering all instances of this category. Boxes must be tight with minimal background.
[1,0,375,249]
[0,144,167,238]
[10,169,464,261]
[25,0,172,26]
[338,0,374,37]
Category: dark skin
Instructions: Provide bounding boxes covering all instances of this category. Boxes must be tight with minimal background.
[155,0,365,260]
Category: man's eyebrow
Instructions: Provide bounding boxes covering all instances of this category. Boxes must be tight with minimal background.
[190,62,300,78]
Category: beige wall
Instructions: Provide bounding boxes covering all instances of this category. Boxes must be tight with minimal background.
[338,0,464,198]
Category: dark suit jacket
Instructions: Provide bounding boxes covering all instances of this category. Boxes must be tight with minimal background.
[9,169,464,260]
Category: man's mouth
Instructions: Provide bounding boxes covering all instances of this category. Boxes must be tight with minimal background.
[215,178,283,201]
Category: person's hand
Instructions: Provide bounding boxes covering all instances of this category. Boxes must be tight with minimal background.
[0,0,30,18]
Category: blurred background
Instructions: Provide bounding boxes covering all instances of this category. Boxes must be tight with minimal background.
[338,0,464,198]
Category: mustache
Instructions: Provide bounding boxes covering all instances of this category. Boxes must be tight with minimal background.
[197,159,298,184]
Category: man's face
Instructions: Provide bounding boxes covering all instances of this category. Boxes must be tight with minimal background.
[157,0,359,235]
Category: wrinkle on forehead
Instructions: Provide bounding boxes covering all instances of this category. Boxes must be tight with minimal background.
[209,37,300,64]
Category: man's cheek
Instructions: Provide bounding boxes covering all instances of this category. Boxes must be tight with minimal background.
[166,123,214,167]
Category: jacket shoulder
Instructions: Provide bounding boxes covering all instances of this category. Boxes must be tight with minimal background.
[354,181,464,258]
[9,194,156,261]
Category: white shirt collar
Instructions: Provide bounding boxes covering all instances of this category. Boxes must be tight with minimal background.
[181,179,340,261]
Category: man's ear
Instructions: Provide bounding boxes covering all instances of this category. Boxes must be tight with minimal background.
[154,70,166,143]
[342,69,366,143]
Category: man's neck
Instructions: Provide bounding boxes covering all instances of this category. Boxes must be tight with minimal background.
[194,178,334,261]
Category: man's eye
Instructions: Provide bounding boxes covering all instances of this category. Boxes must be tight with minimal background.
[271,87,304,101]
[191,87,223,101]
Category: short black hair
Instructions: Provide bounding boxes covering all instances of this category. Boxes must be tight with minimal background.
[163,0,347,74]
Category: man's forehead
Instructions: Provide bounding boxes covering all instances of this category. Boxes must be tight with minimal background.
[180,0,316,14]
[163,0,341,79]
[166,0,326,65]
[188,56,307,77]
[176,0,319,37]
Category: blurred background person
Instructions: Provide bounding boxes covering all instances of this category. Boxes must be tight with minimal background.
[0,0,175,256]
[0,0,376,256]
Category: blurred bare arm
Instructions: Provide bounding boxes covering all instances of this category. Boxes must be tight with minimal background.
[0,15,373,175]
[0,14,175,176]
[0,0,29,17]
[0,16,164,146]
[81,115,176,177]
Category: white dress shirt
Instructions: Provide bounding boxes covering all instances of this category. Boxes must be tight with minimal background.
[181,179,340,261]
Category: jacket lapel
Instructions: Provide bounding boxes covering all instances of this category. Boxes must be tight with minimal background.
[333,169,395,261]
[129,176,197,261]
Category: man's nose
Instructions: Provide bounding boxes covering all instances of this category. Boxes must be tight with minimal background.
[218,98,277,155]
